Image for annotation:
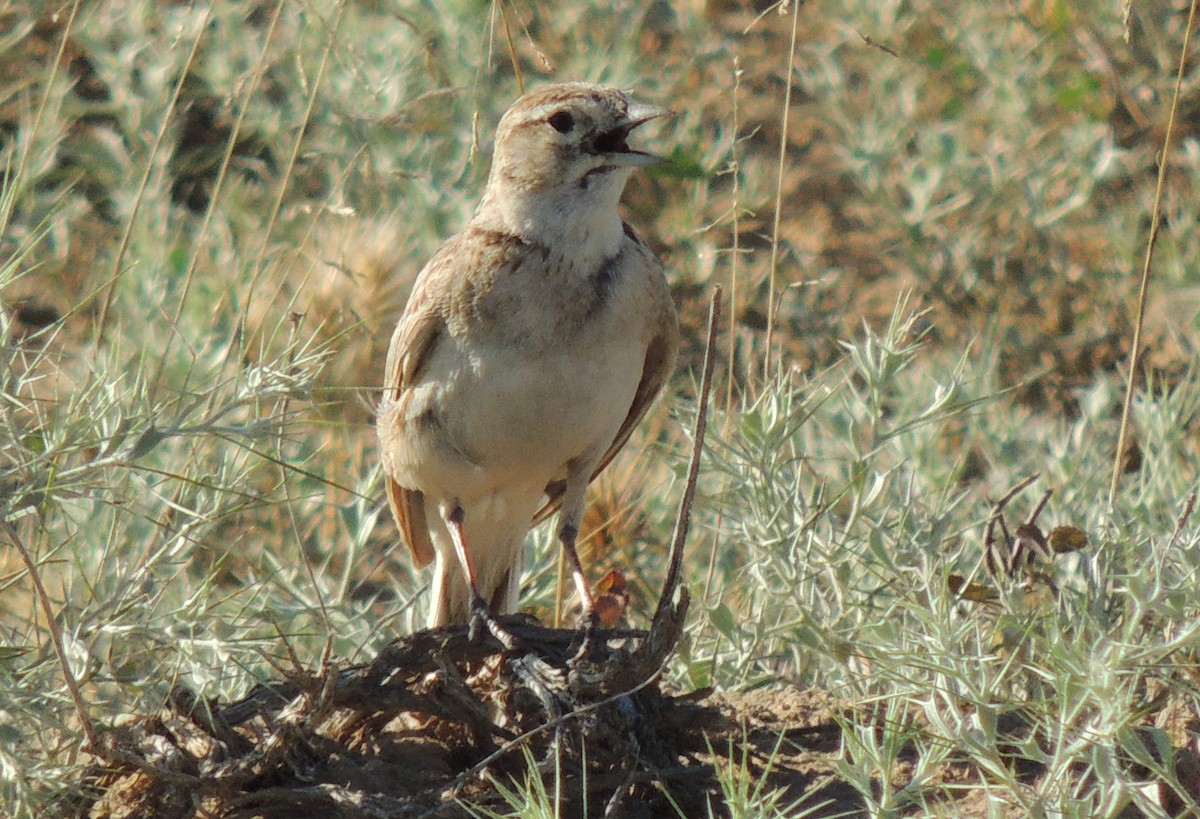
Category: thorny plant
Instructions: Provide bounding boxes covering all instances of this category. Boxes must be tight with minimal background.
[4,0,1200,816]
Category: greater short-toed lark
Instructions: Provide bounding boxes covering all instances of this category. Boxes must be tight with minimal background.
[376,82,679,630]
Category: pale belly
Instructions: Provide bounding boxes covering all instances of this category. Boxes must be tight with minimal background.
[466,339,642,467]
[394,328,647,503]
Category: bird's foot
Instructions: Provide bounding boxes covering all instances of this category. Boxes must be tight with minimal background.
[569,606,602,664]
[468,596,518,651]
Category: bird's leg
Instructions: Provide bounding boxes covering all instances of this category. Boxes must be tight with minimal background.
[558,518,603,663]
[556,472,599,634]
[558,522,598,621]
[443,504,484,604]
[442,503,517,649]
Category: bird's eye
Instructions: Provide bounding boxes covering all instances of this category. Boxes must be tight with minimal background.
[547,111,575,134]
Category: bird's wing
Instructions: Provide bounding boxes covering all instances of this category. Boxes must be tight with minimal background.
[380,280,443,568]
[533,295,679,525]
[380,228,528,566]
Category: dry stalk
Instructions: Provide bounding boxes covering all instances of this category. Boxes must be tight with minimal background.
[1109,0,1198,507]
[656,286,721,626]
[2,520,96,749]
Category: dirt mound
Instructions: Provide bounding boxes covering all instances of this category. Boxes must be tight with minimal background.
[67,598,758,818]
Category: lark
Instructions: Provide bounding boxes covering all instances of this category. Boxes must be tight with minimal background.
[376,83,679,632]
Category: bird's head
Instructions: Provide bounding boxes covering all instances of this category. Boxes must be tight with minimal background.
[479,83,669,246]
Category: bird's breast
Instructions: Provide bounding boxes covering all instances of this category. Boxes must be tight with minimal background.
[388,233,664,503]
[449,320,647,475]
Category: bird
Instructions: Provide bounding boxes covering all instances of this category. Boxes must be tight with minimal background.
[376,82,680,633]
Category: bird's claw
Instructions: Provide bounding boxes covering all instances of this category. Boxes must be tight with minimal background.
[569,606,602,664]
[469,597,518,650]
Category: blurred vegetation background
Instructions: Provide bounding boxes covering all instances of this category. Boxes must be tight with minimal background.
[3,0,1200,815]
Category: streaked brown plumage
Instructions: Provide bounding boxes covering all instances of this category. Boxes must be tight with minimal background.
[376,83,678,628]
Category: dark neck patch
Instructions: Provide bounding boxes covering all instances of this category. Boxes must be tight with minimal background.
[467,225,552,267]
[590,246,625,309]
[470,225,530,251]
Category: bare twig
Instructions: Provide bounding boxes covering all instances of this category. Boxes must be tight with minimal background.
[709,60,744,606]
[498,0,525,94]
[449,660,665,799]
[3,0,81,234]
[655,286,722,626]
[150,0,288,396]
[725,57,744,419]
[2,521,96,749]
[1025,489,1053,528]
[983,474,1038,579]
[1110,0,1198,507]
[990,474,1040,511]
[1169,490,1197,549]
[854,27,900,58]
[763,1,801,380]
[96,5,213,339]
[232,1,346,371]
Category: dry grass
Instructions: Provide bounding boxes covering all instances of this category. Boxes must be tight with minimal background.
[3,0,1200,816]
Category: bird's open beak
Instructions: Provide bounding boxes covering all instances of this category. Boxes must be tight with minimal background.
[599,101,672,168]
